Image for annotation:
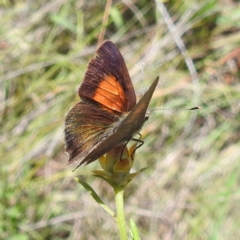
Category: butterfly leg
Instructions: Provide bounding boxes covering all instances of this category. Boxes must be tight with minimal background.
[130,133,144,159]
[119,140,130,161]
[119,133,144,161]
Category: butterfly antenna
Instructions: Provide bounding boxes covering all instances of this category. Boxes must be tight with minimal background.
[152,106,201,111]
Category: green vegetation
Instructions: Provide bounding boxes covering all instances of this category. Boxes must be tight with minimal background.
[1,0,240,239]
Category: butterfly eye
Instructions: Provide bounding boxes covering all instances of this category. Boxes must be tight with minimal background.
[144,116,149,121]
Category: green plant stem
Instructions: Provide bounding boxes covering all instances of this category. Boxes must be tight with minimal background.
[114,187,127,240]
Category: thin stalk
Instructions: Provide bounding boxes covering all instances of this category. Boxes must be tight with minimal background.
[114,187,128,240]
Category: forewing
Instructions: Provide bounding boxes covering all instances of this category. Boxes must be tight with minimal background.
[64,102,118,165]
[79,41,136,113]
[77,77,159,166]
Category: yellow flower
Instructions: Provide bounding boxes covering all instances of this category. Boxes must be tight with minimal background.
[92,143,147,188]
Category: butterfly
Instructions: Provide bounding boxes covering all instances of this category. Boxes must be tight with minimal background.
[64,40,158,169]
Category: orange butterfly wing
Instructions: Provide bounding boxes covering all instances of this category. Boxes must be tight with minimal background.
[79,40,136,113]
[65,41,136,166]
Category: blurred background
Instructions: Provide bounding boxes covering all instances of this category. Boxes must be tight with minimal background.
[1,0,240,239]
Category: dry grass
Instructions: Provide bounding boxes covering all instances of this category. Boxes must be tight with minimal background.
[1,0,240,239]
